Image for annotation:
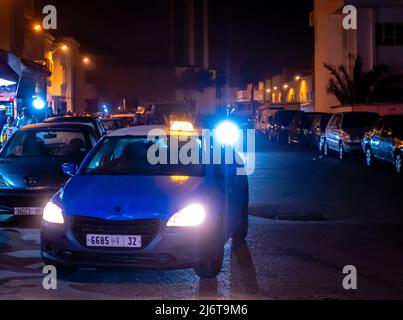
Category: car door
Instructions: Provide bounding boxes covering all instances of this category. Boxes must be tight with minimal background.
[369,119,384,158]
[216,162,244,238]
[326,114,341,150]
[379,120,394,161]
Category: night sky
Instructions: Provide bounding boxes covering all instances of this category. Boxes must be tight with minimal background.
[35,0,314,84]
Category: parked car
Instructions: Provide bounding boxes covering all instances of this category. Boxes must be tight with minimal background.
[323,112,380,160]
[288,112,327,146]
[310,113,332,151]
[0,123,99,215]
[362,115,403,174]
[102,118,124,133]
[268,110,302,143]
[111,113,136,127]
[44,116,107,138]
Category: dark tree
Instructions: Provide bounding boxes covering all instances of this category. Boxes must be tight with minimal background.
[324,56,403,105]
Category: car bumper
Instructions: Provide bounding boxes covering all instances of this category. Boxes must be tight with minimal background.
[41,217,215,270]
[344,142,363,153]
[0,190,56,215]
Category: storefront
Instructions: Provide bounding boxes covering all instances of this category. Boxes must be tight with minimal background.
[0,51,18,116]
[0,49,50,120]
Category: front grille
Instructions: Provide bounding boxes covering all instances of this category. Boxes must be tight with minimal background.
[71,217,161,249]
[58,250,175,266]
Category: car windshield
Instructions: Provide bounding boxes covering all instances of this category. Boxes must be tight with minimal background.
[278,112,300,126]
[82,136,205,177]
[342,113,379,129]
[1,130,90,158]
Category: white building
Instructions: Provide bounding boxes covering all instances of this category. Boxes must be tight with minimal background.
[312,0,403,113]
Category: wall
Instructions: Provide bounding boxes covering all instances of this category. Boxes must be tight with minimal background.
[331,103,403,115]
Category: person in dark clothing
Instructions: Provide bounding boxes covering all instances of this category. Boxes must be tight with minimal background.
[145,105,166,125]
[0,109,7,131]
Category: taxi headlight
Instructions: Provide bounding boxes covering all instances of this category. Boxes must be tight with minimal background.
[43,202,64,224]
[167,204,206,227]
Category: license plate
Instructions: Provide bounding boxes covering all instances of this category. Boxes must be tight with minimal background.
[14,207,43,216]
[86,234,142,248]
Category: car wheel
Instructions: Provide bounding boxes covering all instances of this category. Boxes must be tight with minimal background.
[365,147,374,168]
[338,142,345,160]
[233,192,249,243]
[323,141,329,157]
[394,153,402,175]
[194,219,224,279]
[267,130,272,142]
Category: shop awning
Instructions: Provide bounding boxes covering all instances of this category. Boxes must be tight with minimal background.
[0,56,18,86]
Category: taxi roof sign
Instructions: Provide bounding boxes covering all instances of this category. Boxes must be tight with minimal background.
[170,121,194,132]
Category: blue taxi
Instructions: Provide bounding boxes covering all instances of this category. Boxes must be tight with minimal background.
[40,121,249,278]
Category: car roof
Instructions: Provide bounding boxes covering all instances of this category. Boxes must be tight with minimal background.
[108,125,167,137]
[20,122,97,132]
[44,116,98,122]
[111,114,135,118]
[108,125,200,137]
[382,114,403,120]
[336,112,379,115]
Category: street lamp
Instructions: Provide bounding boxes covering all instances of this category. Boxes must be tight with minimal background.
[283,84,289,90]
[50,44,69,54]
[295,75,301,81]
[33,23,43,33]
[82,57,91,64]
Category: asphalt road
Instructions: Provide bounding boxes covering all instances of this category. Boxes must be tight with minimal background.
[1,133,402,299]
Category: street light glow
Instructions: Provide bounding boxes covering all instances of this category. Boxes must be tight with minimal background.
[33,97,46,110]
[33,24,43,32]
[83,57,90,64]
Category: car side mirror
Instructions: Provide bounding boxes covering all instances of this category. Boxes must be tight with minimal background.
[62,162,78,176]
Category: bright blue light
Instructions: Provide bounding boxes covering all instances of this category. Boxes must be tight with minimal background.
[103,104,109,113]
[215,121,239,145]
[33,97,45,110]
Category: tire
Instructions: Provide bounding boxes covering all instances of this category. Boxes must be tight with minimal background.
[365,147,374,168]
[287,134,292,145]
[323,141,329,157]
[193,218,224,279]
[268,130,272,142]
[233,193,249,243]
[394,152,402,175]
[338,142,345,160]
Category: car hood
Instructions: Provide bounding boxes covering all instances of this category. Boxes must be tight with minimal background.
[60,175,213,221]
[0,156,82,190]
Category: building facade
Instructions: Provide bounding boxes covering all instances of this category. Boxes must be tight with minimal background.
[312,0,403,113]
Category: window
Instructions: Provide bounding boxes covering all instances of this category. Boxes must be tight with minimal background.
[82,137,205,177]
[1,130,91,158]
[373,119,384,134]
[376,23,403,46]
[331,114,342,129]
